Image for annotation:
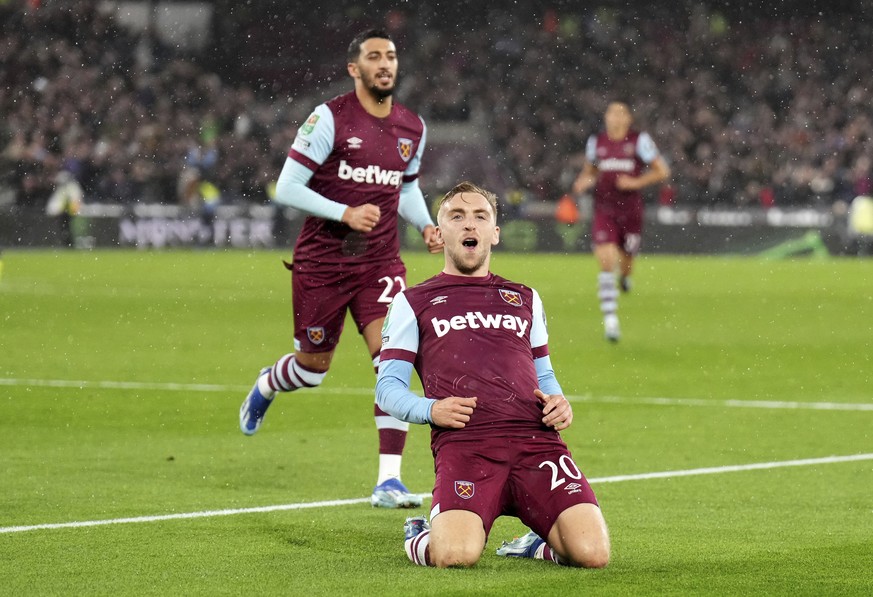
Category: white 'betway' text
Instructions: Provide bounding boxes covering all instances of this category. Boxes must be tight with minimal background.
[431,312,529,338]
[338,160,402,186]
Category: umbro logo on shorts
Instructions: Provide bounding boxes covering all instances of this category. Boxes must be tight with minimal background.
[564,482,583,495]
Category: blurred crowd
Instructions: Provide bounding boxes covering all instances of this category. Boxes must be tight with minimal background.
[2,1,871,213]
[401,4,873,208]
[0,1,292,211]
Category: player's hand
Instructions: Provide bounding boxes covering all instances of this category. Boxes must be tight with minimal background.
[422,225,443,254]
[615,175,641,191]
[535,389,573,431]
[572,173,593,195]
[431,396,477,429]
[342,204,381,232]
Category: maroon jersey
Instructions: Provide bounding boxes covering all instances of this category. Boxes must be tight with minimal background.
[288,91,425,267]
[586,129,660,215]
[380,272,555,452]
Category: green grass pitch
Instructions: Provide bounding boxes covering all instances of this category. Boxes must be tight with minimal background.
[1,249,871,595]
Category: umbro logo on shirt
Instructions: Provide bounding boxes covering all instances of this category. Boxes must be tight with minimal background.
[347,137,363,149]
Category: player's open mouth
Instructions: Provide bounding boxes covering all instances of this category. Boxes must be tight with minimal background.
[462,238,478,248]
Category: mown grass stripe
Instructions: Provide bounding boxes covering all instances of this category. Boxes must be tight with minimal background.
[2,378,871,411]
[3,453,870,535]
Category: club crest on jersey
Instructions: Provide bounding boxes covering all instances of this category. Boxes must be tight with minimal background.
[454,480,475,499]
[499,289,523,306]
[300,114,319,135]
[397,138,413,162]
[307,327,325,345]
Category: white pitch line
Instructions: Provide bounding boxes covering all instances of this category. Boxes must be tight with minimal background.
[571,394,873,412]
[1,378,871,412]
[0,497,371,535]
[587,453,873,483]
[2,453,871,535]
[0,378,248,392]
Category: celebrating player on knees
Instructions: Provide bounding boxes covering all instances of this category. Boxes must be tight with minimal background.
[377,182,610,568]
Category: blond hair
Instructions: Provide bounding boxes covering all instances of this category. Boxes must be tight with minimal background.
[437,181,498,219]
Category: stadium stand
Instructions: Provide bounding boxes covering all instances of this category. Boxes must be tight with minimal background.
[1,0,870,216]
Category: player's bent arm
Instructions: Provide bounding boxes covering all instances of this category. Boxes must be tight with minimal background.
[648,155,671,184]
[534,350,572,430]
[398,179,435,233]
[622,156,670,191]
[274,158,348,221]
[535,355,563,396]
[572,161,598,195]
[375,359,436,425]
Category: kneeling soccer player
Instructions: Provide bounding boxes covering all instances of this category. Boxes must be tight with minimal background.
[376,181,610,568]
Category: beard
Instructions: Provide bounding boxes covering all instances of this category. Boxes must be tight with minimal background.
[447,247,488,276]
[369,85,394,100]
[360,70,395,100]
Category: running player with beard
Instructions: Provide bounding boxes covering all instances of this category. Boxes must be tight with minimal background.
[240,29,442,509]
[572,100,670,342]
[376,181,610,568]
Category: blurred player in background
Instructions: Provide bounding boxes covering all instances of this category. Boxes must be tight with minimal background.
[239,29,442,509]
[45,170,84,248]
[572,100,670,342]
[377,181,610,568]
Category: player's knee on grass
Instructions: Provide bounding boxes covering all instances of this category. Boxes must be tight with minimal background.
[429,537,483,568]
[428,514,486,569]
[559,536,610,569]
[549,503,611,568]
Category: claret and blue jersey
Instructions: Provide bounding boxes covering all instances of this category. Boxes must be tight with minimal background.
[287,91,427,264]
[376,272,565,449]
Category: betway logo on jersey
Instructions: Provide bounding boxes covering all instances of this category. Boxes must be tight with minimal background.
[338,160,402,187]
[598,157,635,172]
[431,312,529,338]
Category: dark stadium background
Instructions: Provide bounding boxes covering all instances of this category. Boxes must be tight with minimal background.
[1,0,870,254]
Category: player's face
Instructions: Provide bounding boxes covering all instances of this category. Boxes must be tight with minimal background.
[437,192,500,277]
[605,102,632,139]
[349,37,398,100]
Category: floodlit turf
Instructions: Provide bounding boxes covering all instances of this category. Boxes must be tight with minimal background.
[1,249,871,595]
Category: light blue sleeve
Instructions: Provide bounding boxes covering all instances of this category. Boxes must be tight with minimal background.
[531,288,563,395]
[535,356,563,396]
[273,157,347,221]
[585,135,598,163]
[290,104,335,165]
[402,116,427,178]
[636,131,660,164]
[375,359,437,425]
[398,179,434,233]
